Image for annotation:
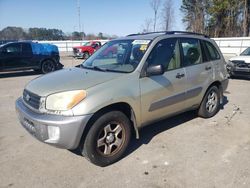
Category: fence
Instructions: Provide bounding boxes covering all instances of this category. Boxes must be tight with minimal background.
[36,37,250,59]
[213,37,250,59]
[37,40,109,52]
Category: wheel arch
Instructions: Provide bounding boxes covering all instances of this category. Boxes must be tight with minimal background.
[79,102,139,149]
[40,58,56,68]
[205,81,223,104]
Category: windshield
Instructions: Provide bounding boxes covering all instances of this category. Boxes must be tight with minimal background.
[82,39,151,73]
[240,47,250,56]
[84,42,91,46]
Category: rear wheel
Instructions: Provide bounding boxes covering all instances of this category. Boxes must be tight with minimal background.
[82,111,131,167]
[198,86,220,118]
[41,60,55,74]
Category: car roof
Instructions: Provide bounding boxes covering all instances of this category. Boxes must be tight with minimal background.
[116,31,210,41]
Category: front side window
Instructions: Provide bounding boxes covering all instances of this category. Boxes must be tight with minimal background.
[82,39,150,73]
[180,38,201,66]
[4,43,21,53]
[147,38,180,71]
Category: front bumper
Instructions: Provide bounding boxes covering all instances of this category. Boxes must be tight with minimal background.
[15,98,92,149]
[227,63,250,78]
[72,50,84,58]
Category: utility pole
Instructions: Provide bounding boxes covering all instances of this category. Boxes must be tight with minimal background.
[77,0,81,33]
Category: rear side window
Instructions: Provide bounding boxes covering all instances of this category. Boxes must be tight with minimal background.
[180,38,201,66]
[22,43,32,53]
[205,41,220,60]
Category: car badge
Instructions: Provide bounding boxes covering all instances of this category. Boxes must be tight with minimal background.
[26,94,31,101]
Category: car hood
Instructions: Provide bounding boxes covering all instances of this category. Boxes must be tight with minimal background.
[25,67,124,96]
[230,56,250,64]
[73,46,92,50]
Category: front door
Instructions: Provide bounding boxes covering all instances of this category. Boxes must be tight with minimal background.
[140,38,187,125]
[1,43,23,70]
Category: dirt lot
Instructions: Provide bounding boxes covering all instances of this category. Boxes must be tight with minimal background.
[0,55,250,188]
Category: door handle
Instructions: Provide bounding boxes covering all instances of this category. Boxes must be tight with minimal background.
[205,66,212,71]
[176,73,185,79]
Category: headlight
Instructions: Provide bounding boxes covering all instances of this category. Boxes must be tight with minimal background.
[46,90,87,111]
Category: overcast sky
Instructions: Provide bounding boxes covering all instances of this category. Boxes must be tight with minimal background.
[0,0,184,36]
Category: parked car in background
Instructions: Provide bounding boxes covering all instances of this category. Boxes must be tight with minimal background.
[227,47,250,78]
[0,41,63,74]
[72,41,102,59]
[16,31,228,166]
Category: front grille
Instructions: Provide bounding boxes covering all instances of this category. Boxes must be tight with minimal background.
[23,89,41,110]
[73,48,79,55]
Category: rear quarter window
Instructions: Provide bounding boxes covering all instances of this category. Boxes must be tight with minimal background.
[205,41,220,60]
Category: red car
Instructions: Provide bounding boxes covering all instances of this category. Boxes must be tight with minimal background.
[73,41,102,59]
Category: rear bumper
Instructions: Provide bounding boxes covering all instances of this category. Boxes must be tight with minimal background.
[221,79,229,92]
[56,62,64,69]
[15,98,92,149]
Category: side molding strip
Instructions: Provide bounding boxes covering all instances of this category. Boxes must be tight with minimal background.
[149,87,202,112]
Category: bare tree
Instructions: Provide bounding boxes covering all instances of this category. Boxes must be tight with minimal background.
[162,0,174,31]
[150,0,161,31]
[141,18,153,33]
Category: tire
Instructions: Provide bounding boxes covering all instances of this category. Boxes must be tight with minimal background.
[41,60,56,74]
[82,111,131,167]
[83,52,90,59]
[198,86,220,118]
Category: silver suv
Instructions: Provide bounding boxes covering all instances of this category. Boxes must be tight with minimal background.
[16,31,228,166]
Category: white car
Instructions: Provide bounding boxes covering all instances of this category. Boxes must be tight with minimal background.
[227,47,250,78]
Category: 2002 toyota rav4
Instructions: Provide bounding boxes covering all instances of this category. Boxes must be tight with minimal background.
[16,31,228,166]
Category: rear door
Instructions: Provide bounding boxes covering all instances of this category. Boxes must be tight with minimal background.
[179,38,213,108]
[140,38,187,125]
[19,43,33,67]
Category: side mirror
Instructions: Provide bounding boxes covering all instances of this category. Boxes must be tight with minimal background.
[146,64,164,76]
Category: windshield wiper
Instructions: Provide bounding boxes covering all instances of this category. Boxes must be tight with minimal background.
[81,65,107,72]
[81,64,128,73]
[92,66,107,72]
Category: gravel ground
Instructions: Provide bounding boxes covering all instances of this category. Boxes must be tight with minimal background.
[0,55,250,188]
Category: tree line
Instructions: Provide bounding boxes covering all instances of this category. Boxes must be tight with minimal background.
[143,0,250,37]
[0,27,117,41]
[181,0,250,37]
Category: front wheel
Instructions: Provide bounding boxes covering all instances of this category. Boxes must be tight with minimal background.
[82,111,131,167]
[198,86,220,118]
[83,52,90,59]
[41,60,55,74]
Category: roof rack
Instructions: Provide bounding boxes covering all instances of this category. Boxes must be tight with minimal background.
[127,31,209,38]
